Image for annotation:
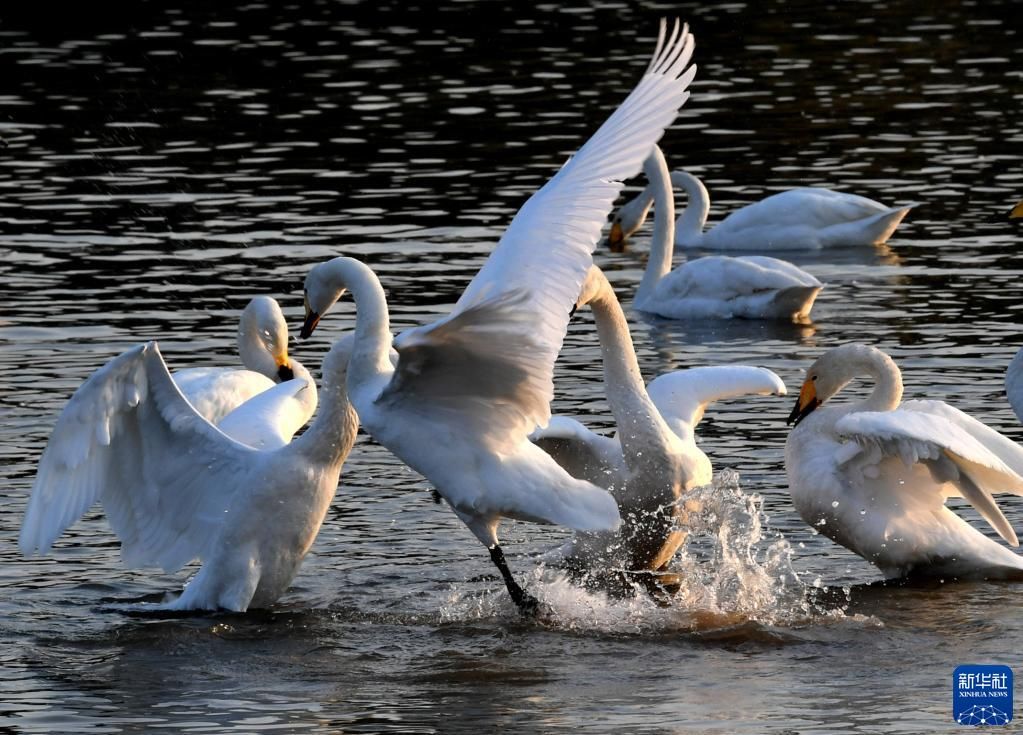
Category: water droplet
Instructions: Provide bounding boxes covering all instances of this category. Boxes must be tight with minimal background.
[831,501,840,508]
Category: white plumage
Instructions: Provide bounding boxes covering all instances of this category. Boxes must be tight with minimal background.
[609,169,917,251]
[299,19,698,612]
[785,343,1023,580]
[532,266,787,587]
[20,310,356,611]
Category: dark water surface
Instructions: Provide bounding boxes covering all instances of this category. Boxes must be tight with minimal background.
[2,1,1022,732]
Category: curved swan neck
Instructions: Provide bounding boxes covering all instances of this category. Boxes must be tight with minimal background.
[860,349,903,411]
[292,342,358,468]
[635,145,676,303]
[670,171,710,245]
[827,345,903,412]
[585,270,674,460]
[318,257,395,387]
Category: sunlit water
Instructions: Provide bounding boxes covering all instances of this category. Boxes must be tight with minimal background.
[2,1,1022,732]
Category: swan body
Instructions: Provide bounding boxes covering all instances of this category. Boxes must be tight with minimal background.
[785,343,1023,580]
[628,146,822,322]
[1006,346,1023,425]
[20,331,358,612]
[610,170,917,251]
[173,296,305,425]
[299,20,697,612]
[532,266,787,583]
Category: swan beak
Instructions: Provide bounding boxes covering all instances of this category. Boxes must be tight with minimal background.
[607,221,627,253]
[787,379,821,427]
[276,362,295,381]
[299,306,321,340]
[1011,200,1023,219]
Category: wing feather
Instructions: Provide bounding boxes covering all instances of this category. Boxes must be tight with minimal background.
[837,408,1023,545]
[20,342,259,570]
[389,20,697,448]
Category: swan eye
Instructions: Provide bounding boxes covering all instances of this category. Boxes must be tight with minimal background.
[811,375,818,381]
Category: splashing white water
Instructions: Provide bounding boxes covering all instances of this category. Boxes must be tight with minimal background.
[441,469,862,634]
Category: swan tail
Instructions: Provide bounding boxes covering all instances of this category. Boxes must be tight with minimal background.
[822,203,918,246]
[771,284,822,321]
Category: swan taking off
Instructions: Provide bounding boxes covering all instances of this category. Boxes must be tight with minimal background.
[608,169,917,251]
[533,265,787,595]
[299,20,698,614]
[627,146,822,322]
[785,343,1023,581]
[20,307,357,612]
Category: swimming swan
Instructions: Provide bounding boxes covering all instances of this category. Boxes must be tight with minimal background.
[608,169,917,251]
[298,19,697,614]
[785,343,1023,580]
[629,146,822,322]
[533,265,786,592]
[19,328,356,612]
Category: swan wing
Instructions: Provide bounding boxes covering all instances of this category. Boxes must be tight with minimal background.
[646,366,786,431]
[717,189,892,232]
[530,416,625,487]
[389,20,697,447]
[836,409,1023,546]
[20,342,258,570]
[900,398,1023,486]
[217,378,315,450]
[173,367,275,425]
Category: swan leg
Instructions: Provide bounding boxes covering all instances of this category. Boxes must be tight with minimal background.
[488,544,540,615]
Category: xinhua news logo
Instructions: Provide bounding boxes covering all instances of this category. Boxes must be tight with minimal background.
[953,665,1013,727]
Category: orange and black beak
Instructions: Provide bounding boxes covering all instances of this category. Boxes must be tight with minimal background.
[1011,200,1023,219]
[299,304,320,340]
[606,221,627,253]
[276,362,295,381]
[787,378,821,426]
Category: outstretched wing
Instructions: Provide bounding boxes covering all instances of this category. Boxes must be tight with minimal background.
[646,365,787,434]
[20,342,260,571]
[387,20,697,451]
[1006,346,1023,425]
[837,407,1023,546]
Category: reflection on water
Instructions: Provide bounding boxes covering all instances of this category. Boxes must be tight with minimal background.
[3,0,1023,732]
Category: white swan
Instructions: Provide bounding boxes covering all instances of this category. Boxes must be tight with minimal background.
[785,343,1023,581]
[629,146,823,322]
[608,169,917,251]
[174,295,307,425]
[298,20,697,613]
[1006,346,1023,425]
[19,328,358,611]
[532,265,786,591]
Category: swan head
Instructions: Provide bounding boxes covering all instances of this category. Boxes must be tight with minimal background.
[238,296,295,382]
[605,187,654,253]
[787,344,897,426]
[301,260,349,339]
[574,265,609,311]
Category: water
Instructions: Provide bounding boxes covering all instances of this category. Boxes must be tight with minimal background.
[2,1,1022,732]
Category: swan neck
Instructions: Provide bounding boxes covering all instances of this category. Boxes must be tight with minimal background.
[587,273,674,461]
[291,340,358,467]
[635,146,676,303]
[852,349,903,412]
[323,258,395,387]
[671,171,710,245]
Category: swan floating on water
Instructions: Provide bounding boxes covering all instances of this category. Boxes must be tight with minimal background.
[298,19,697,614]
[608,169,917,251]
[19,306,354,612]
[533,265,786,595]
[785,343,1023,581]
[627,146,822,322]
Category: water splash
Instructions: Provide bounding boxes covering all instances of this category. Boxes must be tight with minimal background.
[440,470,863,635]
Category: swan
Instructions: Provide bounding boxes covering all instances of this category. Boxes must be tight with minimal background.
[608,169,917,251]
[629,145,823,322]
[298,19,697,614]
[1011,200,1023,218]
[174,295,307,425]
[1006,346,1023,425]
[532,265,786,593]
[19,328,358,611]
[785,343,1023,581]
